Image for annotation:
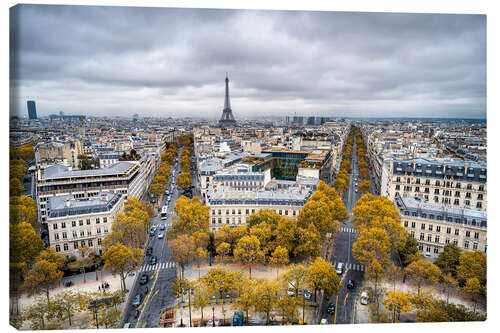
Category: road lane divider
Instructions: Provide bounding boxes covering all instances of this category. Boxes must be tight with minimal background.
[135,269,160,328]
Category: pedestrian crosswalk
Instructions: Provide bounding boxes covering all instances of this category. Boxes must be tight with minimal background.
[332,261,366,272]
[139,261,177,273]
[340,227,356,234]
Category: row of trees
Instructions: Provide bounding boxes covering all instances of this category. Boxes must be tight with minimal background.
[354,128,371,193]
[350,192,486,321]
[101,198,154,291]
[167,181,349,279]
[178,144,193,191]
[150,142,178,198]
[333,129,354,196]
[172,257,342,325]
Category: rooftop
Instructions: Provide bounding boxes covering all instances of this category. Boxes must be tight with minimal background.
[41,161,138,180]
[47,192,122,218]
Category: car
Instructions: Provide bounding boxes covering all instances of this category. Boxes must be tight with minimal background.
[360,292,369,305]
[159,224,165,231]
[347,280,355,289]
[149,255,157,265]
[327,303,335,315]
[144,286,149,295]
[150,197,156,204]
[145,247,153,256]
[355,182,358,186]
[207,319,220,327]
[139,273,148,285]
[132,294,142,307]
[336,262,344,275]
[304,290,312,300]
[165,190,169,195]
[320,318,328,325]
[158,232,164,239]
[149,229,155,236]
[287,283,295,296]
[355,189,358,193]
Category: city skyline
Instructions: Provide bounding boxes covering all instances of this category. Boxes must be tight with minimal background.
[10,5,486,119]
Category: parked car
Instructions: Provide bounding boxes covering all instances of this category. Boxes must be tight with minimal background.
[159,224,165,231]
[139,273,148,285]
[149,255,157,265]
[132,294,142,307]
[304,289,312,300]
[336,262,344,275]
[320,319,328,325]
[149,229,155,237]
[207,319,220,327]
[327,303,336,315]
[158,232,164,239]
[347,280,355,289]
[360,292,369,305]
[145,247,153,256]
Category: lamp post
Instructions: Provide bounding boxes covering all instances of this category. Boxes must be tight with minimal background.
[187,288,194,327]
[212,296,216,327]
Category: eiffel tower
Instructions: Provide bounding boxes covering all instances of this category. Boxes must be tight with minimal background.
[219,73,236,127]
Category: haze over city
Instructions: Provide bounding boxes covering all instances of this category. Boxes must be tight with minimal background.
[10,5,485,119]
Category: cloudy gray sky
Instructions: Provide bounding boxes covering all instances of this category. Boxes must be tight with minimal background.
[10,5,486,119]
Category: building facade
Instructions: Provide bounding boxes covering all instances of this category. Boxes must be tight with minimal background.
[396,195,487,259]
[381,158,487,211]
[46,192,125,257]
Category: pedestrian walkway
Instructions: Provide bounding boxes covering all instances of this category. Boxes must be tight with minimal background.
[332,261,366,272]
[139,261,177,273]
[340,227,356,234]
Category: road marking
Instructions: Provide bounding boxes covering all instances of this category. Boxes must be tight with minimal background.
[142,322,147,328]
[334,294,339,324]
[135,269,160,328]
[344,293,349,306]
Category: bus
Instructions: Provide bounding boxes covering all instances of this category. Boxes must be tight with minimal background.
[161,206,169,220]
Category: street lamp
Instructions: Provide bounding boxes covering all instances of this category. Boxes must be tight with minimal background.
[187,288,194,327]
[212,296,216,327]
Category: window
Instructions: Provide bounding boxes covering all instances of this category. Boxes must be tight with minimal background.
[88,239,93,247]
[81,241,86,247]
[424,188,429,193]
[72,231,77,238]
[426,246,431,253]
[211,218,215,224]
[61,222,66,228]
[404,221,408,227]
[79,220,83,226]
[435,181,440,186]
[86,219,91,225]
[445,238,450,244]
[436,226,441,232]
[96,218,100,224]
[238,209,241,215]
[425,180,430,185]
[465,200,470,206]
[226,210,230,215]
[212,210,215,215]
[103,217,107,223]
[427,234,432,242]
[97,238,102,246]
[246,209,249,215]
[103,227,108,233]
[421,224,426,230]
[476,202,482,209]
[453,239,458,246]
[454,199,460,205]
[410,231,415,237]
[55,245,61,252]
[418,245,424,251]
[464,241,469,249]
[396,177,400,182]
[477,194,483,200]
[455,191,460,197]
[434,189,440,194]
[218,210,222,215]
[420,233,425,241]
[87,230,92,236]
[411,222,416,228]
[80,231,85,237]
[435,236,440,243]
[72,221,76,227]
[279,210,282,215]
[97,227,101,234]
[293,210,296,216]
[434,196,439,203]
[54,233,59,240]
[465,231,470,238]
[74,242,78,250]
[238,217,242,224]
[218,218,222,224]
[63,243,69,251]
[62,232,67,239]
[479,185,484,191]
[395,185,400,190]
[285,210,289,216]
[429,225,433,231]
[474,232,479,239]
[473,242,478,250]
[466,184,472,190]
[434,247,439,254]
[53,223,58,230]
[455,229,459,236]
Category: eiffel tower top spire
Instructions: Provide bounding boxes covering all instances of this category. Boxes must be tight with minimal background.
[219,73,236,127]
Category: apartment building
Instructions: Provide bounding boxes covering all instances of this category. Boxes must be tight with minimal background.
[46,191,125,256]
[396,195,487,259]
[381,158,487,211]
[36,161,141,223]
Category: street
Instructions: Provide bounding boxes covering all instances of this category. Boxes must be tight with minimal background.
[320,132,373,324]
[122,148,183,328]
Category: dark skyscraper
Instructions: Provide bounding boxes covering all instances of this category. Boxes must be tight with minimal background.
[27,100,37,119]
[219,73,236,127]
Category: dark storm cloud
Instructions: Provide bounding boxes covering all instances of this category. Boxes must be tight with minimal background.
[10,5,486,119]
